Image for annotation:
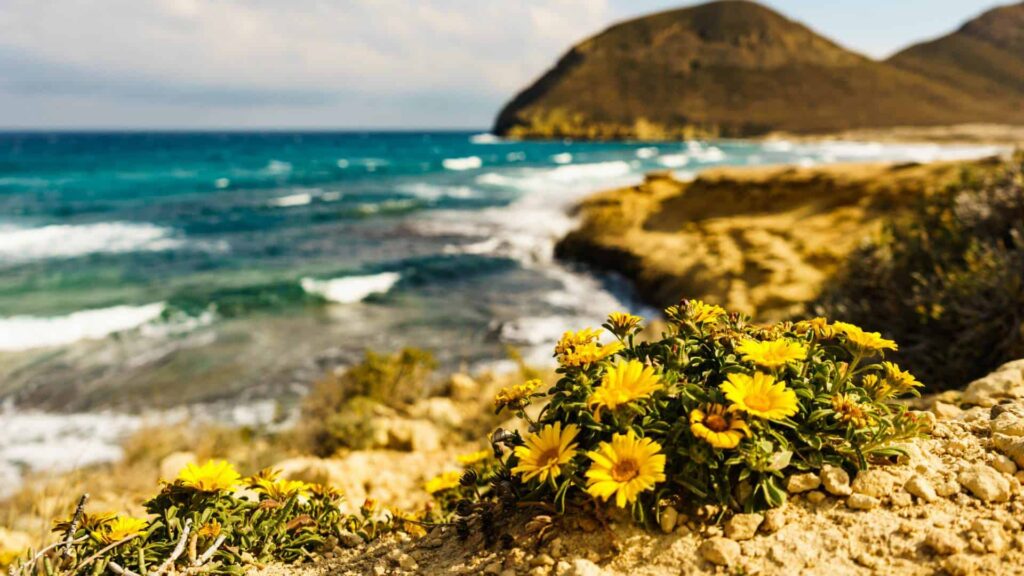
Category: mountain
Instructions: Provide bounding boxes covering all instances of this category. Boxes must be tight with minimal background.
[888,2,1024,112]
[493,0,1019,139]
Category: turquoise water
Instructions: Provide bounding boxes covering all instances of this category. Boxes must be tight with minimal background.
[0,132,1004,412]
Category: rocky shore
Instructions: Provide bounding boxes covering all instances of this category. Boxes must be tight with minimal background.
[555,157,1003,320]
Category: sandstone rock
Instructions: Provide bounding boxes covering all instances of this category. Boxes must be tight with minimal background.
[847,493,879,510]
[958,464,1011,502]
[932,402,963,420]
[890,491,913,507]
[905,475,938,502]
[970,519,1009,554]
[995,434,1024,468]
[409,397,464,427]
[382,418,442,451]
[448,373,479,401]
[991,453,1019,475]
[786,473,820,493]
[159,451,197,481]
[962,361,1024,406]
[851,469,894,498]
[396,553,417,571]
[820,465,852,496]
[806,490,827,504]
[699,537,741,566]
[659,507,679,534]
[935,479,961,498]
[725,513,763,541]
[762,507,787,533]
[565,559,607,576]
[990,409,1024,437]
[925,529,965,555]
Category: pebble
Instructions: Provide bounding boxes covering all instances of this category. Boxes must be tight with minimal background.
[565,559,607,576]
[991,453,1018,475]
[905,475,938,502]
[762,507,787,533]
[935,479,961,497]
[970,519,1009,554]
[530,554,555,568]
[396,553,418,572]
[890,491,913,507]
[820,465,852,496]
[725,513,763,541]
[847,493,879,510]
[786,473,821,493]
[925,529,965,555]
[806,491,827,505]
[851,469,894,498]
[932,401,963,420]
[699,537,741,566]
[958,464,1011,502]
[660,507,679,534]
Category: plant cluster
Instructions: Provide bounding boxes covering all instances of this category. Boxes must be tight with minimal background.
[9,460,398,576]
[457,303,925,525]
[817,154,1024,390]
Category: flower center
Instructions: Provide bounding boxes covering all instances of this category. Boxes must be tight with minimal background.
[705,413,730,432]
[611,458,640,482]
[539,448,562,468]
[744,392,773,412]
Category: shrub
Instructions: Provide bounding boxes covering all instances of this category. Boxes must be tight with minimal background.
[444,304,925,526]
[816,154,1024,390]
[296,348,437,456]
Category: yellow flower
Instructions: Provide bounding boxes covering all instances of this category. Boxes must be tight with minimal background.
[197,520,222,539]
[690,404,751,449]
[494,379,542,412]
[606,312,643,335]
[588,360,663,417]
[834,322,897,354]
[0,549,22,571]
[795,317,836,339]
[831,394,870,428]
[253,477,311,501]
[100,515,148,544]
[457,449,492,467]
[512,422,580,483]
[424,471,461,494]
[177,460,242,492]
[585,430,666,508]
[882,361,921,392]
[860,374,892,400]
[721,372,799,420]
[736,339,807,369]
[554,328,623,368]
[686,300,726,324]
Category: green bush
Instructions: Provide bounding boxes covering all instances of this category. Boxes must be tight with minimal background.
[816,154,1024,390]
[296,348,437,456]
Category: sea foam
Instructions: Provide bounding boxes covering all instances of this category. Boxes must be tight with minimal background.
[442,156,483,171]
[0,222,184,263]
[0,303,167,352]
[300,272,401,304]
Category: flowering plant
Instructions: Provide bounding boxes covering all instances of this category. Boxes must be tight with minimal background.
[488,301,925,524]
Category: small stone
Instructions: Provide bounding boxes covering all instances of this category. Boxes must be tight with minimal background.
[567,558,607,576]
[959,464,1011,502]
[337,529,364,548]
[890,491,913,507]
[943,554,978,576]
[725,513,763,541]
[851,469,894,498]
[397,553,418,572]
[699,537,741,566]
[660,507,679,534]
[970,519,1009,554]
[762,507,787,533]
[820,465,852,496]
[847,493,879,510]
[932,401,963,420]
[935,479,961,497]
[483,562,503,575]
[905,475,937,502]
[448,373,479,400]
[992,453,1018,475]
[786,473,821,493]
[531,554,556,568]
[925,529,965,555]
[806,490,827,504]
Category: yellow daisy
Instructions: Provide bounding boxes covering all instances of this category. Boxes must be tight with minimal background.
[795,317,836,339]
[253,477,311,501]
[690,404,751,449]
[424,471,461,494]
[456,449,492,467]
[494,379,542,412]
[585,430,666,508]
[686,300,726,324]
[606,311,643,335]
[833,322,897,354]
[721,372,799,420]
[554,328,623,368]
[882,361,921,393]
[100,515,148,544]
[512,422,580,483]
[588,359,663,417]
[177,460,242,492]
[831,394,870,428]
[736,339,807,369]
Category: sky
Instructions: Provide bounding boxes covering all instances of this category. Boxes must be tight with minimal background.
[0,0,1005,130]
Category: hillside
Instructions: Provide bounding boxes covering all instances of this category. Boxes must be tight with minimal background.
[888,2,1024,112]
[494,0,1020,139]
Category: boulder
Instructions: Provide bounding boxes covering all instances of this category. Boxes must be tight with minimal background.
[958,464,1011,502]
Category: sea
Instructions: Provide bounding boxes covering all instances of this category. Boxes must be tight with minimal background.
[0,130,1007,492]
